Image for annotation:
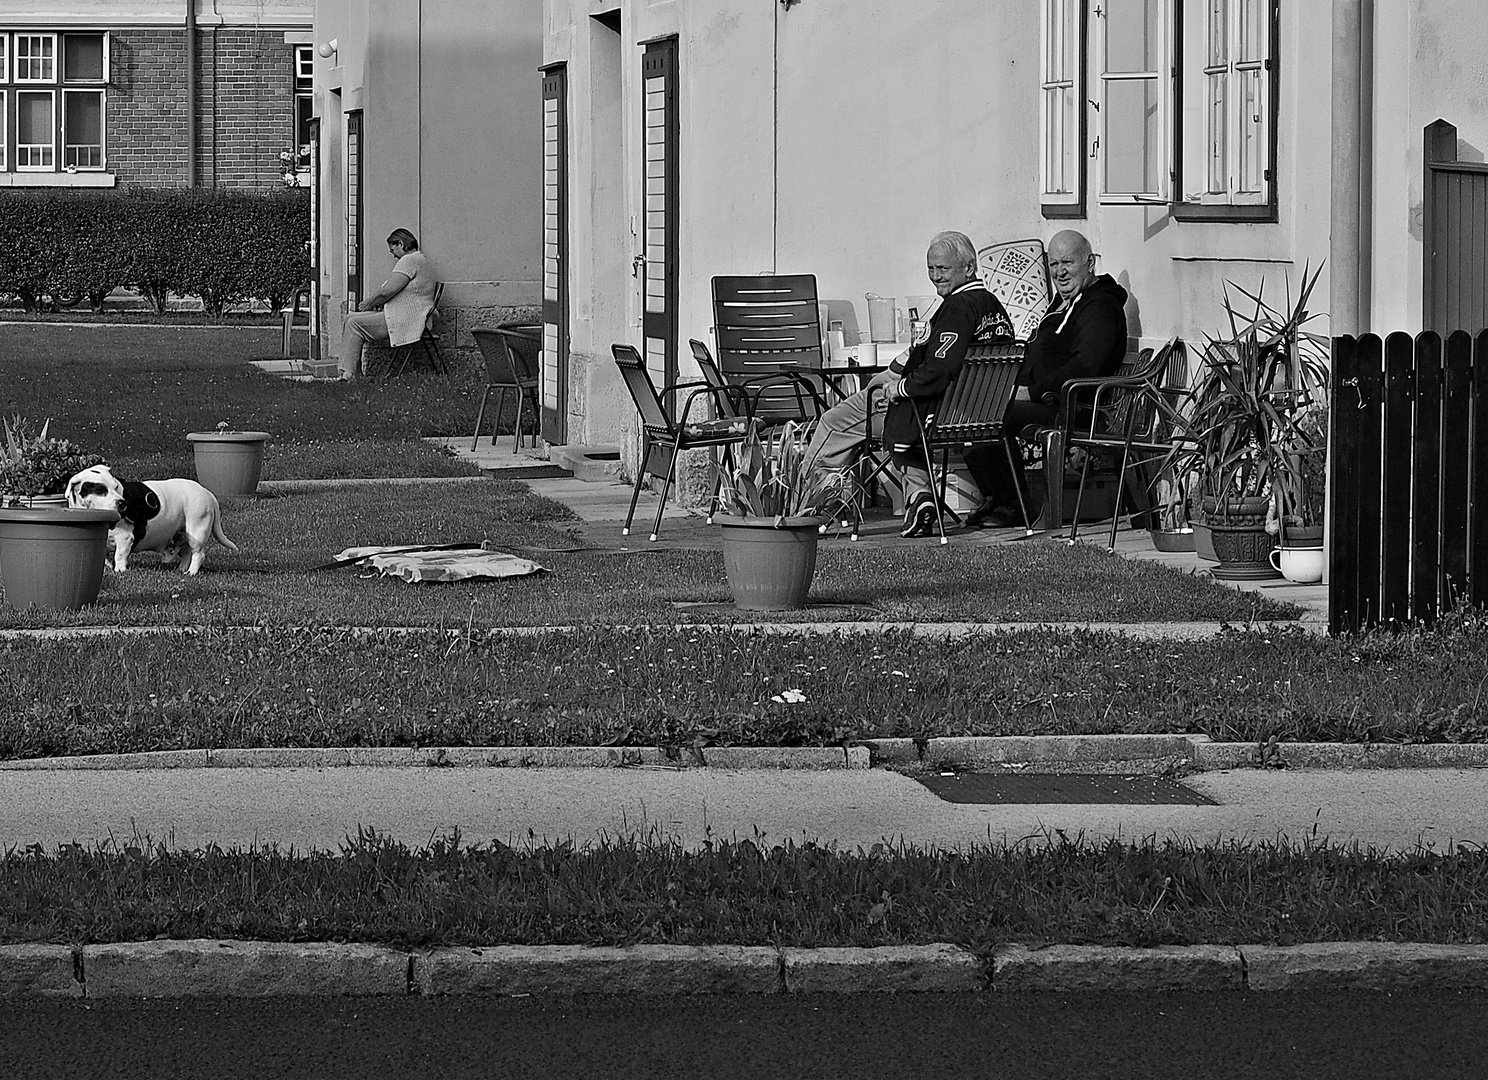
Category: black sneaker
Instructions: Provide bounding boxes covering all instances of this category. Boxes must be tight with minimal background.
[901,493,940,538]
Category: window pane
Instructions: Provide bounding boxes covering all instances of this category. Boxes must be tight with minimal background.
[17,91,54,166]
[296,93,314,159]
[1207,72,1228,193]
[64,91,103,167]
[1238,67,1264,192]
[1238,0,1266,62]
[1104,79,1161,194]
[1207,0,1228,67]
[63,34,105,81]
[1105,0,1161,74]
[1045,86,1076,194]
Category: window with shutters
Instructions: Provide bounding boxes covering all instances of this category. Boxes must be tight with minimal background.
[1040,0,1086,217]
[1174,0,1278,220]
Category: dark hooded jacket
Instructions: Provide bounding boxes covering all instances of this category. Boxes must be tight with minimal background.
[1021,273,1129,403]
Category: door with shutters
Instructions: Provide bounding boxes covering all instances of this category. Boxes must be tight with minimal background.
[541,67,569,444]
[641,38,679,398]
[345,110,363,306]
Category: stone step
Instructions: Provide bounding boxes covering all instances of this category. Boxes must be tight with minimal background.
[547,444,622,483]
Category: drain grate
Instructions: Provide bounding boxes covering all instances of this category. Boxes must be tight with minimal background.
[917,772,1215,806]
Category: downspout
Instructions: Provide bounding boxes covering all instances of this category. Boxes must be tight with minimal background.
[1330,0,1372,335]
[185,0,197,186]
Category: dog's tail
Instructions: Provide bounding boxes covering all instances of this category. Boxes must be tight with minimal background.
[212,517,240,552]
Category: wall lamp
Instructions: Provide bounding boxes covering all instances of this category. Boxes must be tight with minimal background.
[317,38,338,59]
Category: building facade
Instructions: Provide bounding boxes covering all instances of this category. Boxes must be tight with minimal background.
[310,0,544,371]
[539,0,1488,455]
[0,1,313,190]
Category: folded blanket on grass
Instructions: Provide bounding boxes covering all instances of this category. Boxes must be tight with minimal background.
[332,544,547,583]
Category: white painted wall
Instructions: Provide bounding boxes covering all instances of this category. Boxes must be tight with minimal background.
[314,0,542,361]
[544,0,1488,444]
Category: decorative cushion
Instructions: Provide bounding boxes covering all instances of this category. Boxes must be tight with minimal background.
[978,239,1053,343]
[681,417,748,439]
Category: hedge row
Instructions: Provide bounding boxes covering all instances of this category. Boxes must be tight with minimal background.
[0,188,311,315]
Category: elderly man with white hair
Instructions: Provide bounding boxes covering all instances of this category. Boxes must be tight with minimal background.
[804,230,1014,538]
[961,229,1130,529]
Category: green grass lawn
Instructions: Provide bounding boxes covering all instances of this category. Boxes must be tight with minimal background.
[4,830,1486,949]
[0,480,1296,628]
[4,619,1485,758]
[0,323,484,478]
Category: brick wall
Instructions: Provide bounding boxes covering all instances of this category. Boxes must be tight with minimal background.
[106,29,190,187]
[106,28,299,190]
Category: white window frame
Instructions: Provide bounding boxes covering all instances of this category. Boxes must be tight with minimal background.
[13,32,56,83]
[1179,0,1271,208]
[1096,0,1173,204]
[1040,0,1085,213]
[0,90,7,170]
[15,88,55,169]
[0,34,9,83]
[62,88,105,170]
[61,31,108,84]
[296,44,314,81]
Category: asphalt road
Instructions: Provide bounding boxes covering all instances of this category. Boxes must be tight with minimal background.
[1,990,1484,1079]
[2,766,1486,854]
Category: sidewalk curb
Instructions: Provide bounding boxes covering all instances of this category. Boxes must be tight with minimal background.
[0,745,871,771]
[4,737,1487,772]
[8,941,1488,999]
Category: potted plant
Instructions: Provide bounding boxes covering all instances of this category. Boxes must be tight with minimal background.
[1148,469,1195,552]
[0,417,118,611]
[713,421,860,611]
[186,421,271,498]
[1162,266,1329,581]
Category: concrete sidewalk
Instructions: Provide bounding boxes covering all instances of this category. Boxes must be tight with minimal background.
[4,763,1484,856]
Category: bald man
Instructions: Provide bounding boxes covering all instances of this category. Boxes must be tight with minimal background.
[962,229,1129,529]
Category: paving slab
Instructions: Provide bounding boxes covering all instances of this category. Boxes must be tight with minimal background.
[0,944,81,998]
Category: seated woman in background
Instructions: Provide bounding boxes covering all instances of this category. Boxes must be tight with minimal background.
[338,228,439,380]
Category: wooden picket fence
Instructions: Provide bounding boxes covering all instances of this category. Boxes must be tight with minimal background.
[1329,332,1487,633]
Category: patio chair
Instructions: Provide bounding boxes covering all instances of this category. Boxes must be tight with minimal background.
[855,343,1031,544]
[1060,337,1190,550]
[469,326,542,452]
[279,285,311,360]
[387,281,447,378]
[612,343,754,542]
[977,239,1053,342]
[711,274,832,424]
[689,338,821,427]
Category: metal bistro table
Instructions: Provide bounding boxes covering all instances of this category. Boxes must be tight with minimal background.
[790,342,910,400]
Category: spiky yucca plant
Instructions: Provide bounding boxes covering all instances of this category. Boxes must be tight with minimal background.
[0,416,106,501]
[1162,264,1329,519]
[716,421,862,526]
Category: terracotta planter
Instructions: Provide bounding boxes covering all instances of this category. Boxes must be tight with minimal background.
[1202,495,1280,580]
[186,430,270,498]
[717,514,826,611]
[0,506,119,611]
[1148,527,1196,553]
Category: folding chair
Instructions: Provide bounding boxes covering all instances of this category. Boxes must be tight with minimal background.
[469,326,542,451]
[689,339,821,429]
[1064,338,1190,550]
[388,281,447,378]
[855,344,1031,544]
[711,275,832,424]
[612,343,754,542]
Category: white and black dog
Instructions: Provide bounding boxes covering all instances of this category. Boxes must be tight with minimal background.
[66,464,239,576]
